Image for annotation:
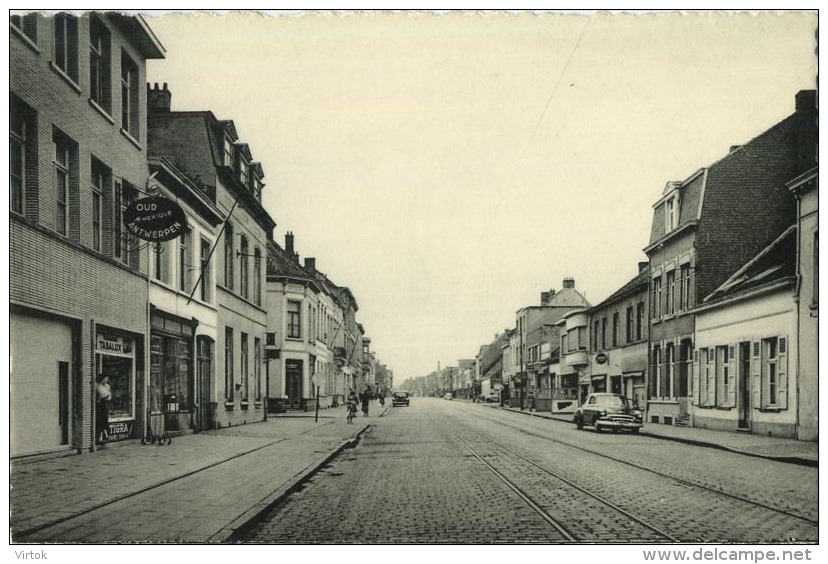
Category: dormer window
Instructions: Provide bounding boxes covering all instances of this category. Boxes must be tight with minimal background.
[239,159,248,186]
[223,137,233,167]
[664,194,678,232]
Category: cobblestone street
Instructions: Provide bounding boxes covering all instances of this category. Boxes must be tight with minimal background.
[240,399,818,544]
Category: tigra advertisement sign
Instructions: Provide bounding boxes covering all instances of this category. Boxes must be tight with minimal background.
[124,196,187,242]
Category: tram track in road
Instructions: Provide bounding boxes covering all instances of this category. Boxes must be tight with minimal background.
[458,403,819,528]
[447,423,679,543]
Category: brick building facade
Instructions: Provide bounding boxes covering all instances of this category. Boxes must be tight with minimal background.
[10,13,165,455]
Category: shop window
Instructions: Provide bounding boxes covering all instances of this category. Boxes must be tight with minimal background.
[97,337,135,421]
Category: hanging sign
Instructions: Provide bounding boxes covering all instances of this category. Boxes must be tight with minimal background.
[124,196,187,242]
[595,352,608,364]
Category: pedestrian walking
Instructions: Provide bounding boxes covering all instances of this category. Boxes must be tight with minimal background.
[361,385,372,417]
[95,373,111,444]
[346,389,359,424]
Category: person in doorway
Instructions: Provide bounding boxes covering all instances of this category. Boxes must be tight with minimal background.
[96,373,112,444]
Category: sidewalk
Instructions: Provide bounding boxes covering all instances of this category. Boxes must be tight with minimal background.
[10,403,388,543]
[496,404,818,467]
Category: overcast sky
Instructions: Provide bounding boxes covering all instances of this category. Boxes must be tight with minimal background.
[143,10,817,382]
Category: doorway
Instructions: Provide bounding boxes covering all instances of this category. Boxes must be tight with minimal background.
[196,336,213,431]
[286,359,303,409]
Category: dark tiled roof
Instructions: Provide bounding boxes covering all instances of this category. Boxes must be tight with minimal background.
[592,266,649,310]
[266,239,316,282]
[704,225,797,304]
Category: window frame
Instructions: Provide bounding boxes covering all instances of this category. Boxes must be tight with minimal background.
[225,327,234,402]
[10,108,27,215]
[120,49,139,139]
[200,236,212,302]
[53,13,79,83]
[89,16,111,114]
[11,13,38,44]
[287,300,302,339]
[53,134,71,236]
[239,235,249,299]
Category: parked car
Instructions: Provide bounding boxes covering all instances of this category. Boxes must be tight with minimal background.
[443,392,453,400]
[484,393,500,403]
[392,391,410,407]
[573,393,643,433]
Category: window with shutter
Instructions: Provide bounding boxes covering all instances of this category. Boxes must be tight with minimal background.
[777,336,788,409]
[692,349,700,404]
[706,348,716,407]
[727,345,736,406]
[752,341,762,409]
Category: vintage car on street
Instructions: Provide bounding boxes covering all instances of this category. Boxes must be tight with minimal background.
[443,392,453,400]
[392,391,410,407]
[573,393,643,433]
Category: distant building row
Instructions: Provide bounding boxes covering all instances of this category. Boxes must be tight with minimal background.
[403,90,817,441]
[10,13,391,458]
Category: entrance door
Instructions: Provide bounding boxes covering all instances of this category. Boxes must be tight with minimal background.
[196,336,213,431]
[286,360,303,409]
[738,341,751,429]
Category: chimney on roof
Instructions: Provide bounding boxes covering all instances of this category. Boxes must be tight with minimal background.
[639,261,649,272]
[562,277,575,289]
[795,89,816,113]
[541,291,550,304]
[285,231,294,255]
[147,82,171,114]
[305,257,316,271]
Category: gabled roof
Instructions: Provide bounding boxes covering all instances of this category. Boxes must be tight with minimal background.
[266,239,319,288]
[591,266,649,311]
[703,225,796,304]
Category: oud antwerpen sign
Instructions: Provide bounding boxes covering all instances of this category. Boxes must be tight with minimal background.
[124,196,187,242]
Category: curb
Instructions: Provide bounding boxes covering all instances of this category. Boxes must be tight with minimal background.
[497,405,818,469]
[636,431,819,468]
[214,423,372,543]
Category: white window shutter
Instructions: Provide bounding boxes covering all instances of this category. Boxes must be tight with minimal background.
[777,336,788,409]
[728,345,736,407]
[752,341,762,409]
[692,349,700,404]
